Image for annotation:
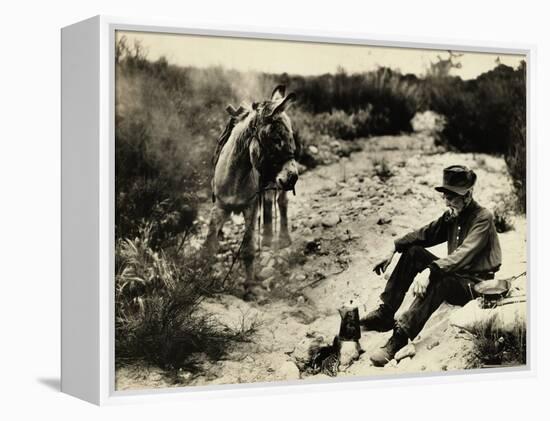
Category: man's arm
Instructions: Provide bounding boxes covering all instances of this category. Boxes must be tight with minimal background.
[430,210,492,273]
[394,212,449,252]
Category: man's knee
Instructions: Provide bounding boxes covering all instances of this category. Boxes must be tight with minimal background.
[427,275,454,296]
[428,268,445,283]
[401,245,429,263]
[401,245,437,273]
[404,245,426,256]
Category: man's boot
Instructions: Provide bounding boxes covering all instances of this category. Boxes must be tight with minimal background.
[370,326,409,367]
[360,304,395,332]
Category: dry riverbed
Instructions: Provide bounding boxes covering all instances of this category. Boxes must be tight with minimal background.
[116,133,527,390]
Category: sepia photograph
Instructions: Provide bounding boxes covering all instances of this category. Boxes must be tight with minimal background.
[113,30,527,391]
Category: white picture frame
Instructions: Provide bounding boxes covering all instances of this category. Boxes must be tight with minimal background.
[61,15,535,405]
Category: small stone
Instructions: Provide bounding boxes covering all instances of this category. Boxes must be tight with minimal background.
[277,248,292,261]
[396,186,413,196]
[297,163,307,174]
[262,277,275,291]
[386,359,398,368]
[306,217,322,228]
[398,357,412,366]
[297,295,305,304]
[308,145,319,154]
[395,343,416,362]
[339,190,356,200]
[301,227,313,237]
[259,253,272,266]
[258,266,276,280]
[149,373,162,381]
[295,274,307,282]
[177,371,193,381]
[277,361,300,380]
[322,214,341,227]
[339,341,361,368]
[427,340,440,350]
[377,215,392,225]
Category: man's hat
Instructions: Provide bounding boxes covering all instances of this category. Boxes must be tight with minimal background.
[435,165,477,196]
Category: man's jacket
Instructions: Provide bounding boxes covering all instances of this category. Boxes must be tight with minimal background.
[394,200,502,274]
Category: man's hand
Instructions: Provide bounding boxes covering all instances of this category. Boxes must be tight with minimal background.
[373,249,396,275]
[412,270,430,298]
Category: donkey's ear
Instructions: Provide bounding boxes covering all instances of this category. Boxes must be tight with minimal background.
[271,85,286,102]
[226,105,247,117]
[269,93,296,117]
[226,105,238,116]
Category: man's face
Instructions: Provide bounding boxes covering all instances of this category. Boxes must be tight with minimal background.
[443,191,467,217]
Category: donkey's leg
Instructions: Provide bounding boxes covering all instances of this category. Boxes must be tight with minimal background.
[262,190,274,248]
[203,205,230,258]
[242,202,259,297]
[277,191,291,248]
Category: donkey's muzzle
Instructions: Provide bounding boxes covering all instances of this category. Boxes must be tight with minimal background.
[275,159,299,191]
[277,172,298,191]
[276,159,299,191]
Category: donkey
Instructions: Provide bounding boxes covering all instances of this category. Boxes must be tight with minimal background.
[204,86,299,300]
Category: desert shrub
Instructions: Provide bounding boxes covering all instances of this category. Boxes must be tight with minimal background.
[422,60,524,153]
[505,100,527,213]
[287,67,422,134]
[492,194,516,233]
[351,106,374,137]
[116,176,198,249]
[373,157,393,181]
[115,225,177,303]
[424,61,527,211]
[469,316,527,367]
[319,110,356,140]
[493,207,515,234]
[115,227,257,371]
[115,39,226,244]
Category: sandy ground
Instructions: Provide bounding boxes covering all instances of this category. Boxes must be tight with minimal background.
[116,133,527,390]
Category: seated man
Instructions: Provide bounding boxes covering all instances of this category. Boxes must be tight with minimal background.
[364,165,502,367]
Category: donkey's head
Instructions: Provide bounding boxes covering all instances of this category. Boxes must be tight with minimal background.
[248,85,299,191]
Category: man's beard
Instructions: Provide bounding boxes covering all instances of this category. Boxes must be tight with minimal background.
[448,206,460,218]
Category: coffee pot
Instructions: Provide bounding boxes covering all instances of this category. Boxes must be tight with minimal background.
[338,301,361,341]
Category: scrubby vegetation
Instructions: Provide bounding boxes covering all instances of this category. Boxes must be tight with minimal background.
[423,61,527,211]
[492,193,517,233]
[115,226,259,372]
[114,38,527,372]
[116,39,526,235]
[373,157,394,181]
[468,316,527,367]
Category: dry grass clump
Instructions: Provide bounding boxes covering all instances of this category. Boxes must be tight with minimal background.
[115,227,258,373]
[468,315,526,367]
[373,157,394,181]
